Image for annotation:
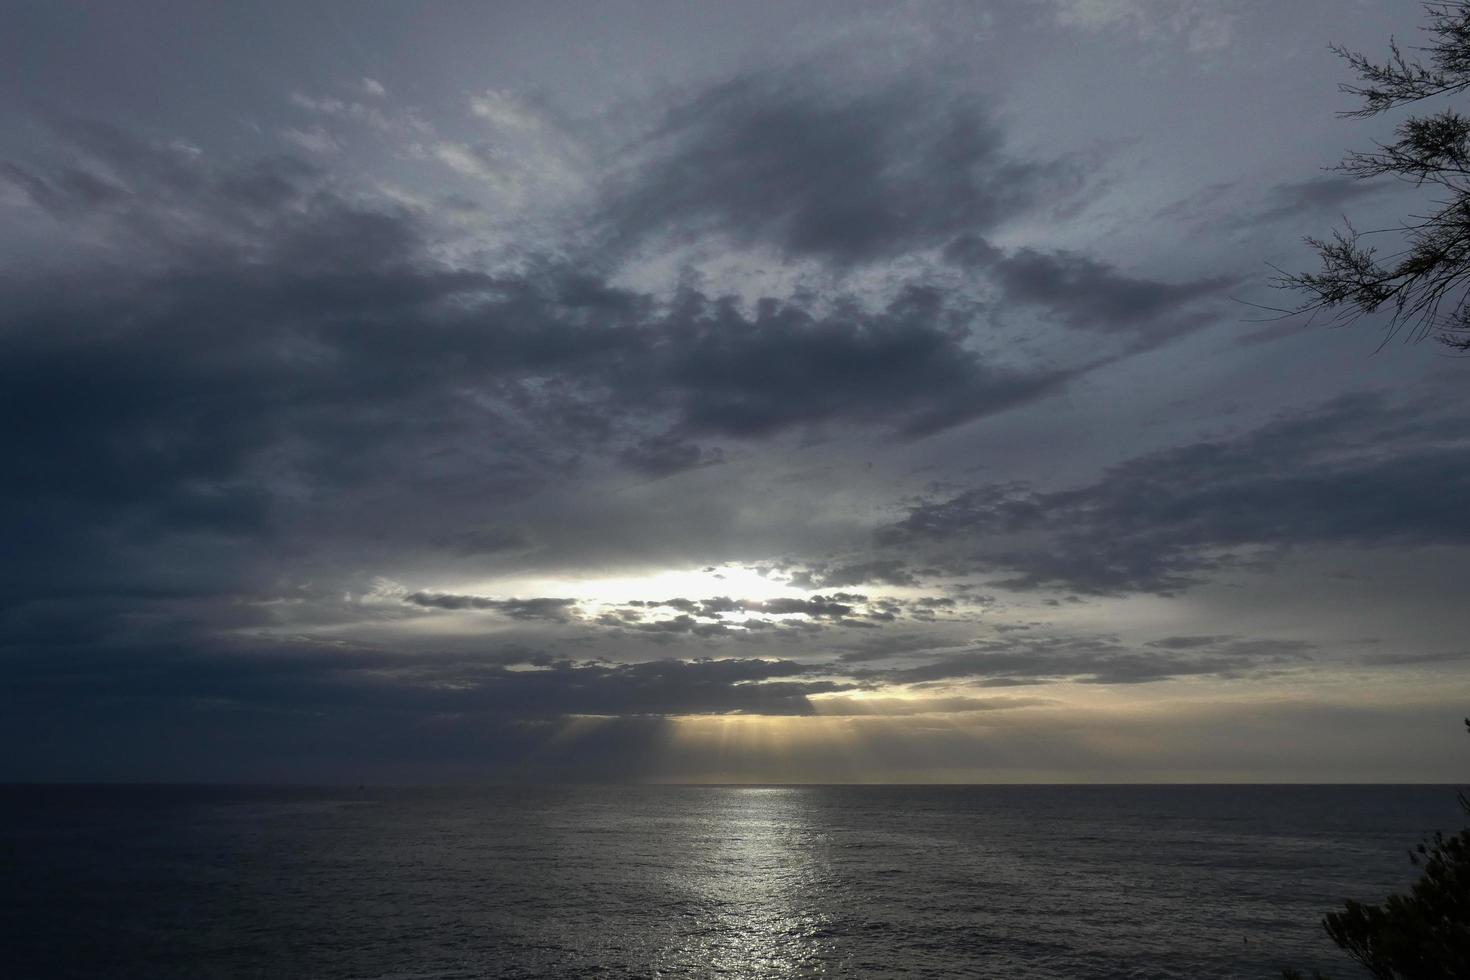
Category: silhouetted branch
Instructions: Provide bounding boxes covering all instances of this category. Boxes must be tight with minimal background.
[1280,2,1470,349]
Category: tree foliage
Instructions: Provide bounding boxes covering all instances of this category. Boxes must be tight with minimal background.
[1283,720,1470,980]
[1278,2,1470,349]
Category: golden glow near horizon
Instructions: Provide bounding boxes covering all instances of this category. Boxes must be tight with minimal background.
[546,690,1470,784]
[337,563,1470,784]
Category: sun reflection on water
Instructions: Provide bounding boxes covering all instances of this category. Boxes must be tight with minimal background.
[653,786,840,976]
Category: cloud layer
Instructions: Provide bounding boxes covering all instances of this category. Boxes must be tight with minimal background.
[3,0,1467,781]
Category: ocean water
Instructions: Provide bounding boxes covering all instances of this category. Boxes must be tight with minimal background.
[0,784,1460,979]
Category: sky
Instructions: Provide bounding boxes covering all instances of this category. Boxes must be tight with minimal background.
[3,0,1468,783]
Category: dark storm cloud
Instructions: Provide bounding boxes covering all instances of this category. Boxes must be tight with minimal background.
[0,118,1077,608]
[880,392,1470,594]
[601,71,1075,264]
[617,434,724,477]
[945,235,1234,337]
[646,285,1076,439]
[0,624,850,720]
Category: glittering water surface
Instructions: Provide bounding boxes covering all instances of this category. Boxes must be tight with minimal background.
[1,784,1458,978]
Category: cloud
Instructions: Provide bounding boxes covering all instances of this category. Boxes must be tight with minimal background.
[788,559,919,589]
[1254,175,1388,223]
[811,694,1051,715]
[945,236,1234,339]
[590,592,987,635]
[1162,176,1393,239]
[643,285,1076,438]
[403,593,580,621]
[1047,0,1234,51]
[0,620,853,724]
[600,70,1074,264]
[280,126,342,155]
[1145,634,1233,650]
[618,434,724,477]
[468,89,545,132]
[856,631,1312,686]
[288,90,423,136]
[0,118,1083,611]
[746,597,854,618]
[437,90,586,206]
[879,392,1470,594]
[5,2,1467,786]
[596,595,864,636]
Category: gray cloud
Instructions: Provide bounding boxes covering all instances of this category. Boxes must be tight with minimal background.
[618,434,725,477]
[5,0,1468,783]
[811,694,1052,715]
[857,631,1314,687]
[945,235,1234,338]
[1254,175,1389,224]
[0,624,854,727]
[591,592,983,635]
[601,71,1075,264]
[788,559,920,589]
[0,119,1078,610]
[1146,635,1235,650]
[880,392,1470,594]
[643,285,1076,439]
[403,593,581,621]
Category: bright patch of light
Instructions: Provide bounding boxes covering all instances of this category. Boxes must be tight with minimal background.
[466,564,800,607]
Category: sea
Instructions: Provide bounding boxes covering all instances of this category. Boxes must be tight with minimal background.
[1,784,1460,979]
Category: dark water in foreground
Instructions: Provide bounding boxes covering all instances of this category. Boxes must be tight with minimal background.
[0,784,1460,979]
